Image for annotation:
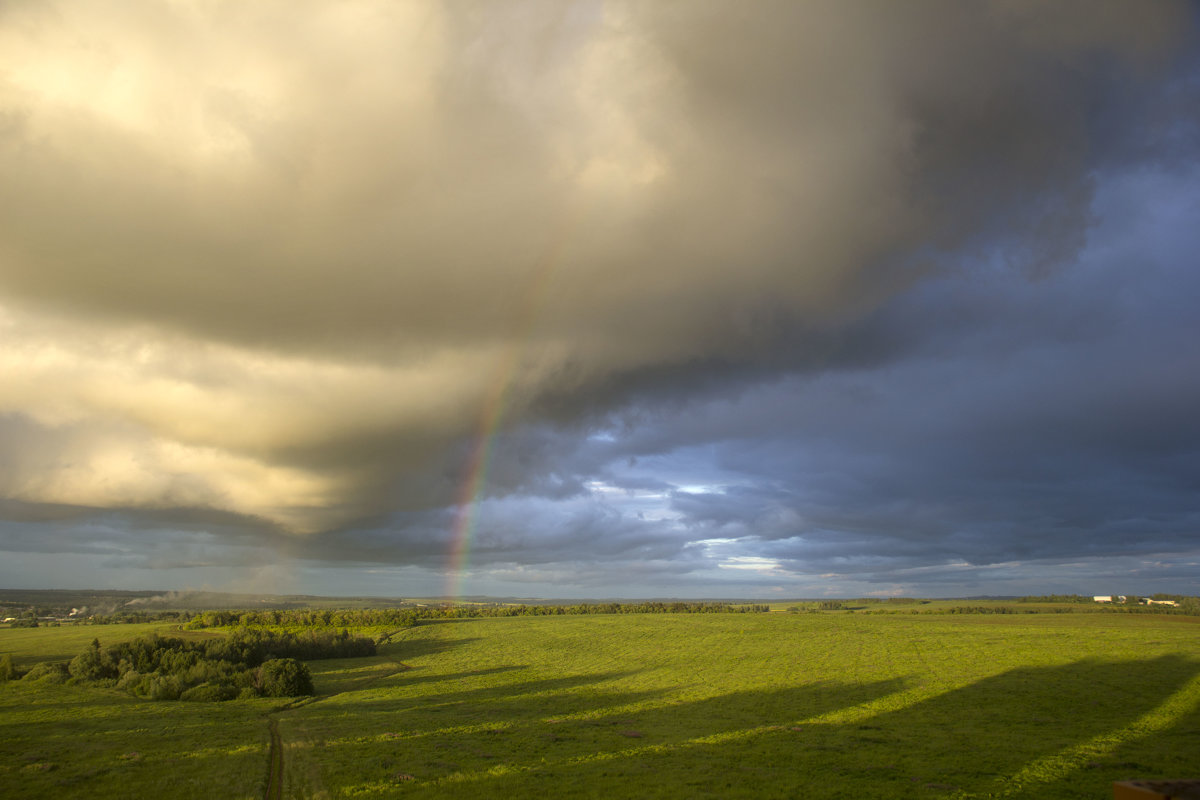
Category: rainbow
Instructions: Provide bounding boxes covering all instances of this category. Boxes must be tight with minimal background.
[444,211,578,601]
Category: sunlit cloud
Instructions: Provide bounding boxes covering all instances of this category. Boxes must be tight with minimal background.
[0,0,1197,597]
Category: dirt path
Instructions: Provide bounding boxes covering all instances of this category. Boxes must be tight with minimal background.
[260,634,414,799]
[265,717,283,800]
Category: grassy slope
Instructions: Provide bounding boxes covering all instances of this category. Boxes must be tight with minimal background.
[0,622,268,799]
[3,613,1199,799]
[284,613,1200,799]
[0,680,272,799]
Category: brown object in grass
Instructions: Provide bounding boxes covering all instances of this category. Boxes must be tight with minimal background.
[1114,780,1200,799]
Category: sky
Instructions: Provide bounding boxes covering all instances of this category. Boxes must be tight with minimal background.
[1,1,1198,600]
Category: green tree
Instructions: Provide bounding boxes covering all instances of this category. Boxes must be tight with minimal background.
[257,658,313,697]
[69,638,118,681]
[0,653,17,681]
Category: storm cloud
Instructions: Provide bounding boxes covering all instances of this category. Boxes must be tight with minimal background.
[1,1,1197,597]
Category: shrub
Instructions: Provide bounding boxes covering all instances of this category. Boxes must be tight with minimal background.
[0,653,17,681]
[69,639,118,681]
[116,670,143,691]
[257,658,314,697]
[131,674,183,701]
[180,683,239,702]
[21,662,70,684]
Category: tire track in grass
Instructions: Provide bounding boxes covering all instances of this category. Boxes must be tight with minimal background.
[265,717,283,800]
[259,629,419,799]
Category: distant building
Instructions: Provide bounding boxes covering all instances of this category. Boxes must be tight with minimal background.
[1145,599,1179,607]
[1093,596,1112,603]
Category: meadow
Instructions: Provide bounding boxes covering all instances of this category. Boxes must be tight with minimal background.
[2,609,1199,798]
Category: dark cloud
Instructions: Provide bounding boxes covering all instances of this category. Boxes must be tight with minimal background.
[596,166,1200,587]
[0,1,1197,596]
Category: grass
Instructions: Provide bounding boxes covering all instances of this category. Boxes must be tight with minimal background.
[0,674,274,798]
[0,622,221,670]
[3,612,1199,798]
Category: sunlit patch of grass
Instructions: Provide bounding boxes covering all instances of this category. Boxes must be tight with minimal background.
[0,622,205,669]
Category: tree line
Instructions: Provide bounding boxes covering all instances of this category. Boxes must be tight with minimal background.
[8,627,376,701]
[184,601,770,630]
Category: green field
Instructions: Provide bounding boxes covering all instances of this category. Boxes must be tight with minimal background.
[3,612,1199,798]
[0,623,223,670]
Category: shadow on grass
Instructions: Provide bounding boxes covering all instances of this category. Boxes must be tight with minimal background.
[322,669,651,719]
[785,653,1200,799]
[400,655,1200,799]
[383,665,528,689]
[379,636,482,661]
[290,673,906,794]
[1087,689,1200,789]
[294,637,488,697]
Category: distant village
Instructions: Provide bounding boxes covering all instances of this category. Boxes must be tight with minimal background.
[1092,596,1178,606]
[2,607,92,625]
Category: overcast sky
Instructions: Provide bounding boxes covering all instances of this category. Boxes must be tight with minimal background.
[1,1,1197,599]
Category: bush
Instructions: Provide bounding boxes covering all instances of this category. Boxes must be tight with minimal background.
[128,673,183,701]
[257,658,314,697]
[180,683,239,702]
[69,639,118,681]
[21,662,69,684]
[116,670,143,691]
[0,653,17,681]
